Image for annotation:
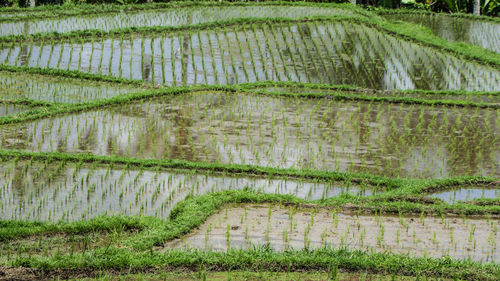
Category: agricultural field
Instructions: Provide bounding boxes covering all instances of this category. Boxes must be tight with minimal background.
[0,1,499,281]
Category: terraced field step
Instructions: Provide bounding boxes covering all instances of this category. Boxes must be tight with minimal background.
[429,186,500,204]
[0,103,33,117]
[0,5,356,37]
[1,21,498,91]
[168,203,500,263]
[383,13,500,54]
[0,159,379,222]
[0,70,144,103]
[0,91,497,178]
[255,85,500,105]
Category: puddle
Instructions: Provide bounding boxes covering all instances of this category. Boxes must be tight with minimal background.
[0,70,142,103]
[384,14,500,53]
[0,92,498,179]
[168,204,500,263]
[1,21,499,91]
[0,160,376,222]
[0,103,32,116]
[429,187,500,204]
[0,5,354,36]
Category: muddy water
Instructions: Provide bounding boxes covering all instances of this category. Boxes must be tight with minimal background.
[168,204,500,263]
[0,5,354,37]
[0,104,31,116]
[385,14,500,53]
[429,187,500,204]
[0,160,373,221]
[1,22,499,91]
[0,71,141,103]
[0,92,498,178]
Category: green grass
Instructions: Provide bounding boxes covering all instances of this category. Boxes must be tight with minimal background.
[0,8,498,68]
[0,2,498,280]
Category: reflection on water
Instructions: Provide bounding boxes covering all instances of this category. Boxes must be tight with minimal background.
[1,22,499,91]
[169,204,500,263]
[0,71,141,103]
[0,160,374,221]
[429,187,500,203]
[384,14,500,53]
[0,104,31,116]
[260,86,500,104]
[0,92,498,178]
[0,5,354,36]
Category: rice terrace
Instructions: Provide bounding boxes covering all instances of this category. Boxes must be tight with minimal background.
[0,0,499,279]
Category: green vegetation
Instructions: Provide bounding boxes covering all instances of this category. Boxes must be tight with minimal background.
[0,1,498,280]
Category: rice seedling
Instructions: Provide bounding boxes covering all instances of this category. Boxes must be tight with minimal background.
[428,186,500,203]
[0,158,380,221]
[0,70,142,103]
[169,203,500,263]
[1,92,497,178]
[2,21,499,91]
[383,13,500,53]
[0,3,498,280]
[0,103,32,117]
[0,4,355,37]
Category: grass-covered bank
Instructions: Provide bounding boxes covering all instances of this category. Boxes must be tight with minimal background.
[1,14,499,68]
[6,247,499,280]
[1,80,499,126]
[0,2,498,280]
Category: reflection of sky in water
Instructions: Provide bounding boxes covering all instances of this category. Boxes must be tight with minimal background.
[0,6,353,36]
[0,161,374,221]
[0,92,497,179]
[0,71,140,103]
[170,205,500,263]
[429,188,500,203]
[0,104,30,117]
[384,14,500,53]
[1,22,498,91]
[261,86,500,104]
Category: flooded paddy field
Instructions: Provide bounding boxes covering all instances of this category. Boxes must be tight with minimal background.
[0,103,32,116]
[259,85,500,104]
[384,13,500,53]
[0,159,378,221]
[168,204,500,263]
[0,3,499,280]
[1,21,499,91]
[0,92,497,178]
[0,70,142,103]
[429,186,500,204]
[0,5,354,37]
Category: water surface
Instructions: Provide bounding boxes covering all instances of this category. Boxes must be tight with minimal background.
[1,92,497,178]
[384,14,500,53]
[1,21,498,91]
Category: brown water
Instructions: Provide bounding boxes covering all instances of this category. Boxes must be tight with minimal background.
[168,204,500,263]
[0,92,498,179]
